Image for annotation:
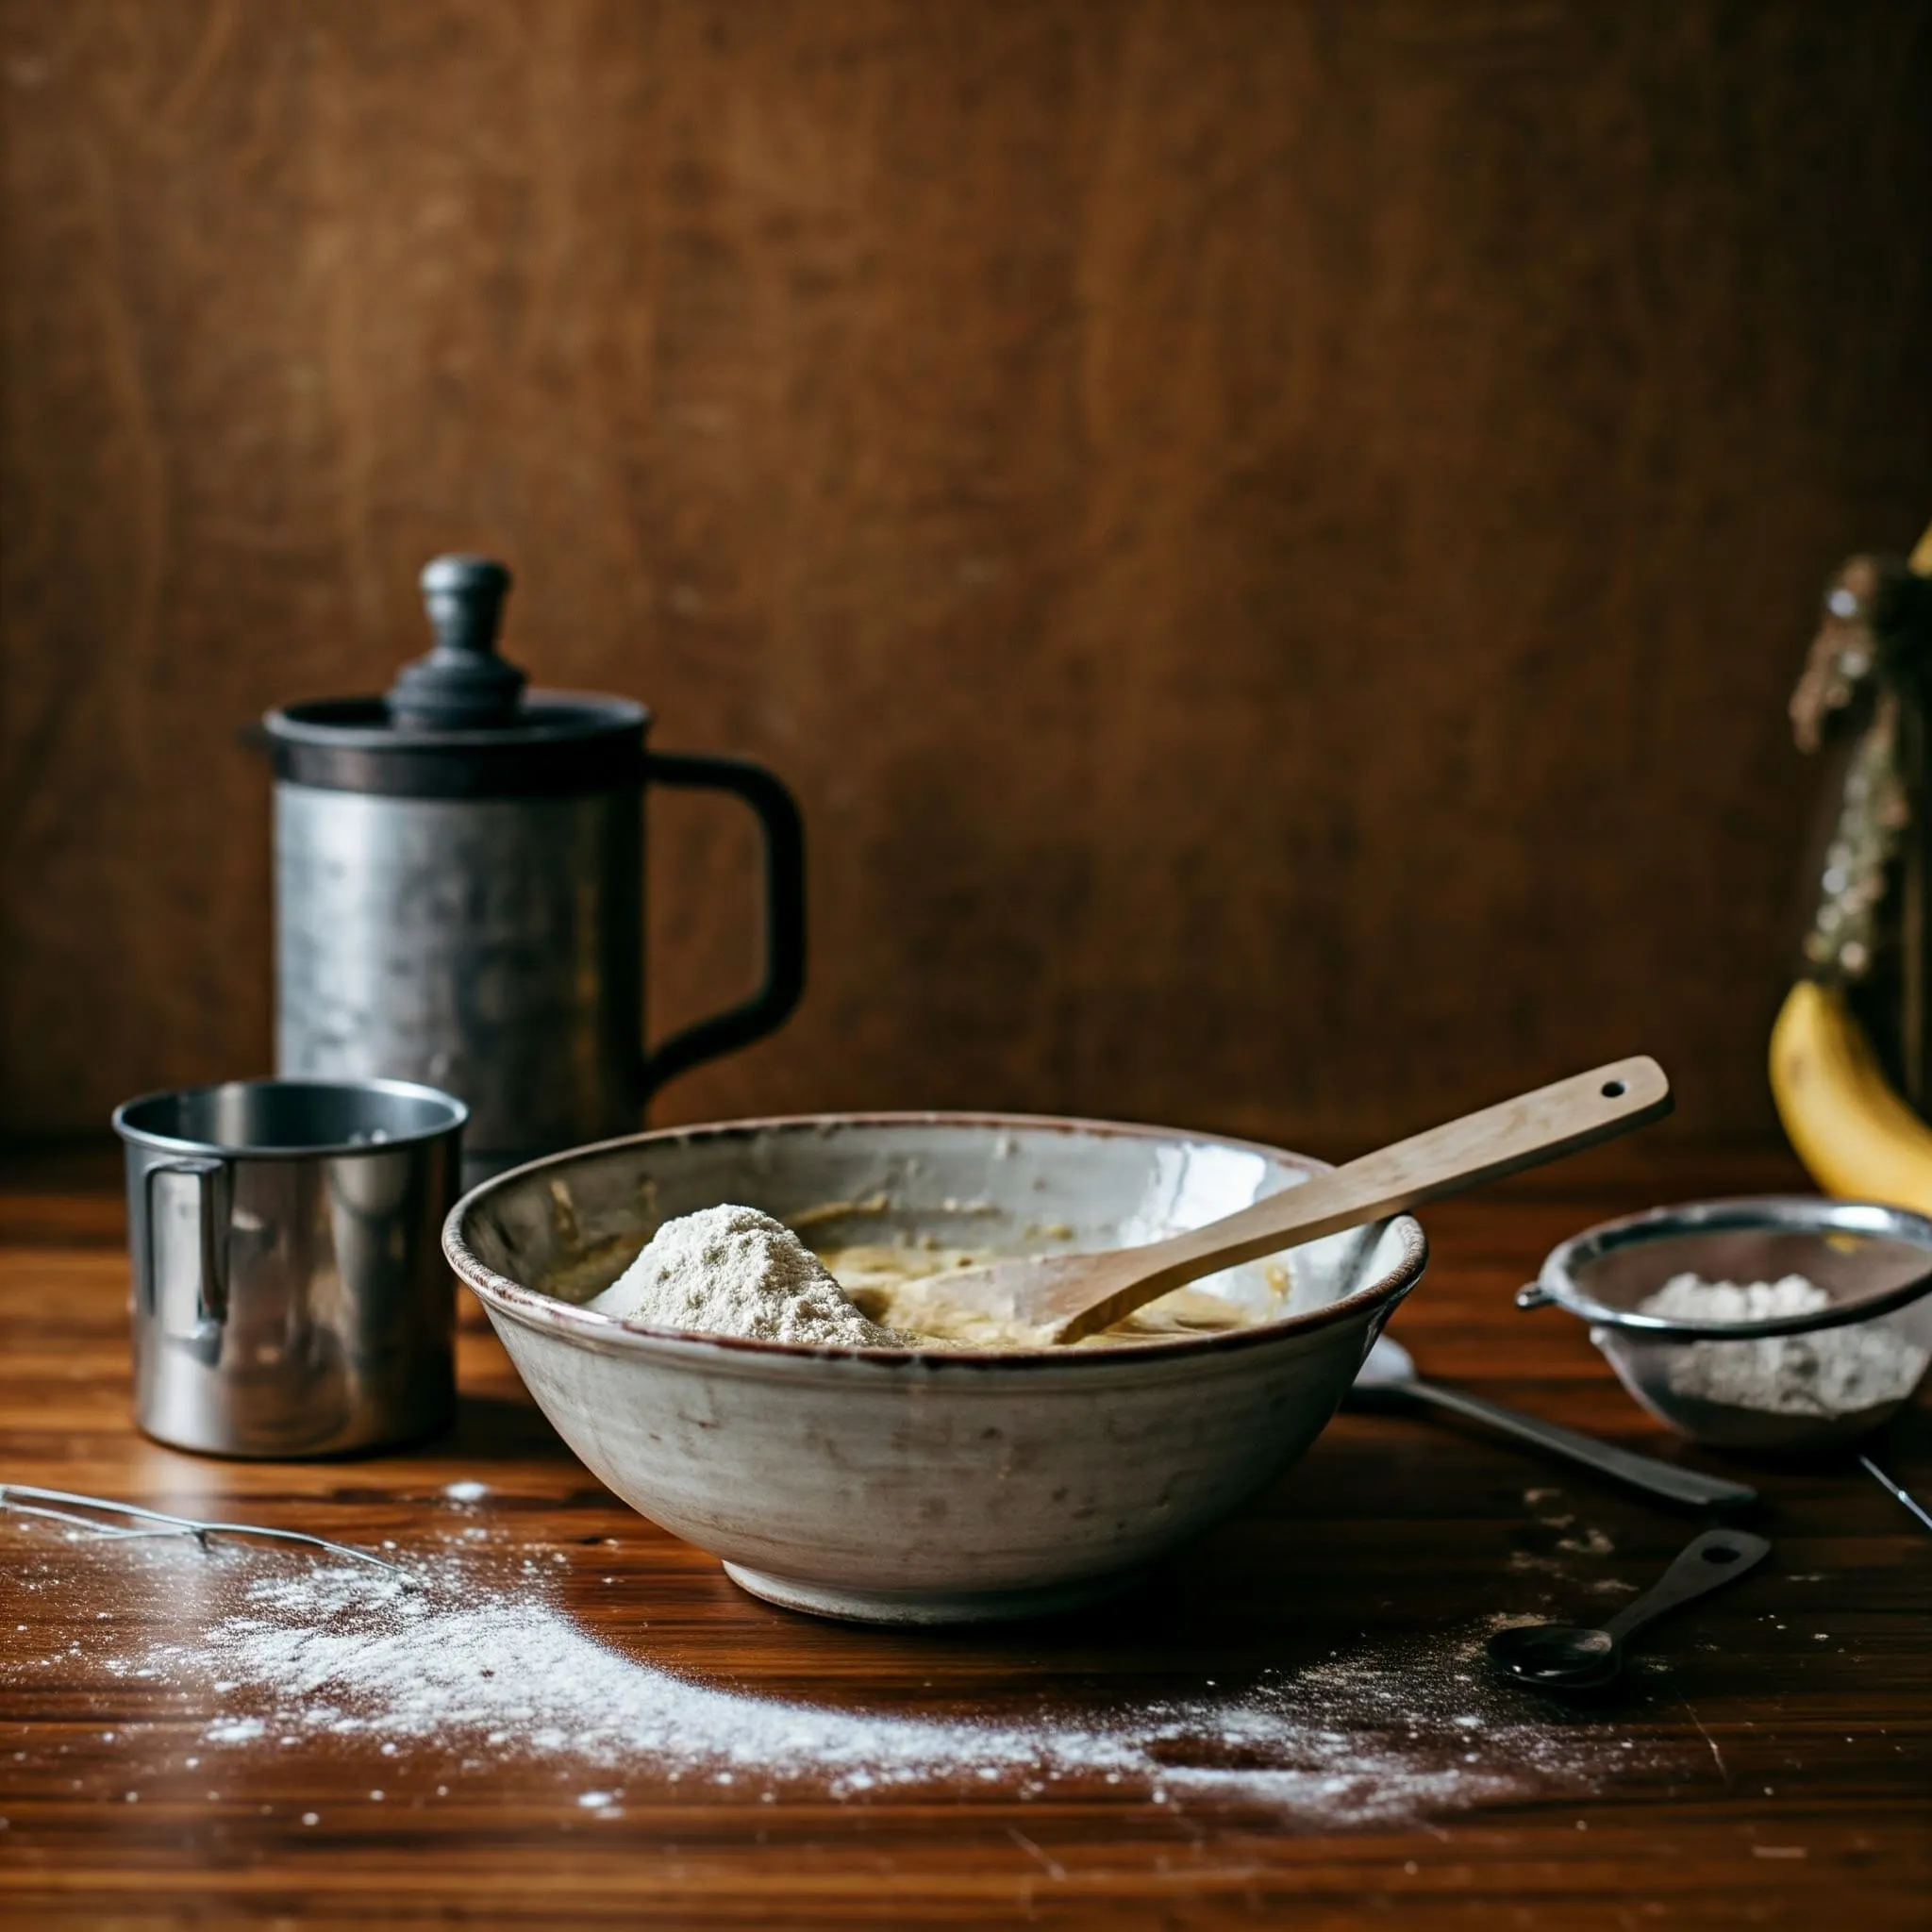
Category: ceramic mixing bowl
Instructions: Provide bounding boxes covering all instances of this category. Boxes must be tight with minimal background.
[444,1114,1426,1624]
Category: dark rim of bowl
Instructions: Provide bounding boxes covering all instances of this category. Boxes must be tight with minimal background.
[443,1109,1429,1371]
[1530,1193,1932,1340]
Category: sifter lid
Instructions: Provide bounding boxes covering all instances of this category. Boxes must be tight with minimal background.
[262,556,647,798]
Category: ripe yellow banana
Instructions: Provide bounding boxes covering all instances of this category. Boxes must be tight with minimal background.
[1769,978,1932,1211]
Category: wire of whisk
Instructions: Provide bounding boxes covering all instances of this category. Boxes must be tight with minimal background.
[1859,1457,1932,1535]
[0,1483,420,1586]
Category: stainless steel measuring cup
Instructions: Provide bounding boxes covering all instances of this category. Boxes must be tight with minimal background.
[111,1078,466,1457]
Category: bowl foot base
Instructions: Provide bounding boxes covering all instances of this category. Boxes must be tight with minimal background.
[722,1561,1142,1626]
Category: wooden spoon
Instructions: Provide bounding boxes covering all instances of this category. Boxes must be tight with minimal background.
[894,1057,1672,1344]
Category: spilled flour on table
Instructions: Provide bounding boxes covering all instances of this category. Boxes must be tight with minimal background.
[0,1518,1668,1830]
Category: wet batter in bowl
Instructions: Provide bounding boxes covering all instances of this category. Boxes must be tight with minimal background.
[816,1241,1265,1346]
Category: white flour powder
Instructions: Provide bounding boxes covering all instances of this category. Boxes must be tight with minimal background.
[155,1566,1638,1819]
[1639,1271,1929,1416]
[3,1521,1663,1830]
[589,1206,898,1345]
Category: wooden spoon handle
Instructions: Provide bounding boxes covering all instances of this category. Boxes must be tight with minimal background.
[1057,1057,1671,1340]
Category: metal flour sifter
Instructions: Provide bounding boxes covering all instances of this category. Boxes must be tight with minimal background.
[262,557,806,1188]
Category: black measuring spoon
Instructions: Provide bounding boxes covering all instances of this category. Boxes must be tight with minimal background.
[1488,1527,1771,1693]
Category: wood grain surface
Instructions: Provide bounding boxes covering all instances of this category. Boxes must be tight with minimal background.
[5,0,1932,1150]
[1,1160,1926,1928]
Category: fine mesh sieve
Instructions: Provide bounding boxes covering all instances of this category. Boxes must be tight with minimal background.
[1520,1197,1932,1452]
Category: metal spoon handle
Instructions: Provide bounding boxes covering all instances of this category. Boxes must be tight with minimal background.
[1389,1379,1758,1510]
[1599,1527,1771,1643]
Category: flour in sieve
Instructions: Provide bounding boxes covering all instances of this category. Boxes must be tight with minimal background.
[589,1205,900,1345]
[1638,1272,1929,1416]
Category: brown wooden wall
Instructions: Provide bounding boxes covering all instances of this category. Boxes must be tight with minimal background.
[5,0,1932,1153]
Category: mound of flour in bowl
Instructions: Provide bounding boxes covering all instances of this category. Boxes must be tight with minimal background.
[589,1205,901,1345]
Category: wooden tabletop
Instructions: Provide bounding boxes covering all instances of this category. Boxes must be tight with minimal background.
[1,1156,1926,1928]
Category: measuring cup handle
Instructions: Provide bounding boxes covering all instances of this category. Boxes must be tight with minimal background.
[1600,1527,1772,1643]
[144,1158,228,1365]
[640,752,807,1098]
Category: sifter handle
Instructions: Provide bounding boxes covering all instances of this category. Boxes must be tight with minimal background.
[641,752,807,1097]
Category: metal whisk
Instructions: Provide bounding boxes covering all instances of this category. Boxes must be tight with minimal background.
[0,1482,419,1586]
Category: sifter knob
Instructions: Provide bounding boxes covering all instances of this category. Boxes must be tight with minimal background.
[386,556,527,729]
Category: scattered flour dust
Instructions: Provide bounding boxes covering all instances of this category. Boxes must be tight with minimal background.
[0,1518,1668,1830]
[589,1205,899,1346]
[1639,1272,1929,1417]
